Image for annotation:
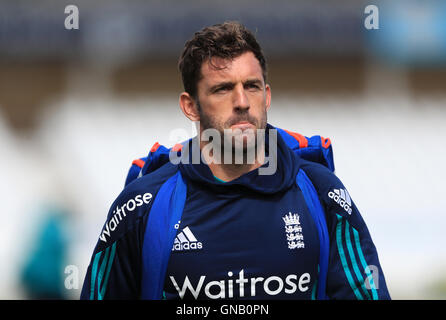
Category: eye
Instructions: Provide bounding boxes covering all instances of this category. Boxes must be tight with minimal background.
[246,83,260,90]
[213,85,232,94]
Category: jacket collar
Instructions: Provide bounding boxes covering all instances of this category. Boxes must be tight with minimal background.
[179,124,301,195]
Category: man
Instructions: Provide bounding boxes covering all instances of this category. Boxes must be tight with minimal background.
[81,21,390,300]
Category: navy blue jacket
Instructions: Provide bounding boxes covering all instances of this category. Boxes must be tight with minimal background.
[80,125,390,300]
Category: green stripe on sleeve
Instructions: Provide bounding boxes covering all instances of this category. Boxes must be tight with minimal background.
[96,246,111,300]
[345,220,372,300]
[336,214,364,300]
[352,228,379,300]
[99,242,117,300]
[90,251,102,300]
[311,265,319,300]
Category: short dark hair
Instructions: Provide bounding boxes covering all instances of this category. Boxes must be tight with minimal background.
[178,21,267,99]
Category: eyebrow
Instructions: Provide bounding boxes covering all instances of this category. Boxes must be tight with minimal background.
[244,79,263,87]
[208,81,233,93]
[208,79,263,93]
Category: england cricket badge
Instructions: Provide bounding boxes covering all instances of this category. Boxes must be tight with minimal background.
[282,212,305,250]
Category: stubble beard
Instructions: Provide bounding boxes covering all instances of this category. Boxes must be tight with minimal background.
[196,99,267,166]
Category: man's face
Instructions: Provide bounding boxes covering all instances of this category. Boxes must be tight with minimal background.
[195,51,271,151]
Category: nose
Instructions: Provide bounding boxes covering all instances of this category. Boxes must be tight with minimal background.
[232,84,249,112]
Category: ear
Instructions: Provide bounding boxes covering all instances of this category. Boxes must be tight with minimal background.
[265,83,272,111]
[179,92,200,122]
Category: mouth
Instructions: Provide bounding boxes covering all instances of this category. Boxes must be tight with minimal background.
[230,121,255,131]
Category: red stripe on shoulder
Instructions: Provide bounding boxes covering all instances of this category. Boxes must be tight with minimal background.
[321,136,331,149]
[283,129,308,148]
[172,143,183,152]
[132,159,145,168]
[150,142,161,153]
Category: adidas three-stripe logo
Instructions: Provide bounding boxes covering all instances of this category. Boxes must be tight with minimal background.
[172,226,203,251]
[328,188,352,215]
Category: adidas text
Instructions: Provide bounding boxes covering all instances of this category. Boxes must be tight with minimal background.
[328,189,352,215]
[172,226,203,251]
[173,242,203,251]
